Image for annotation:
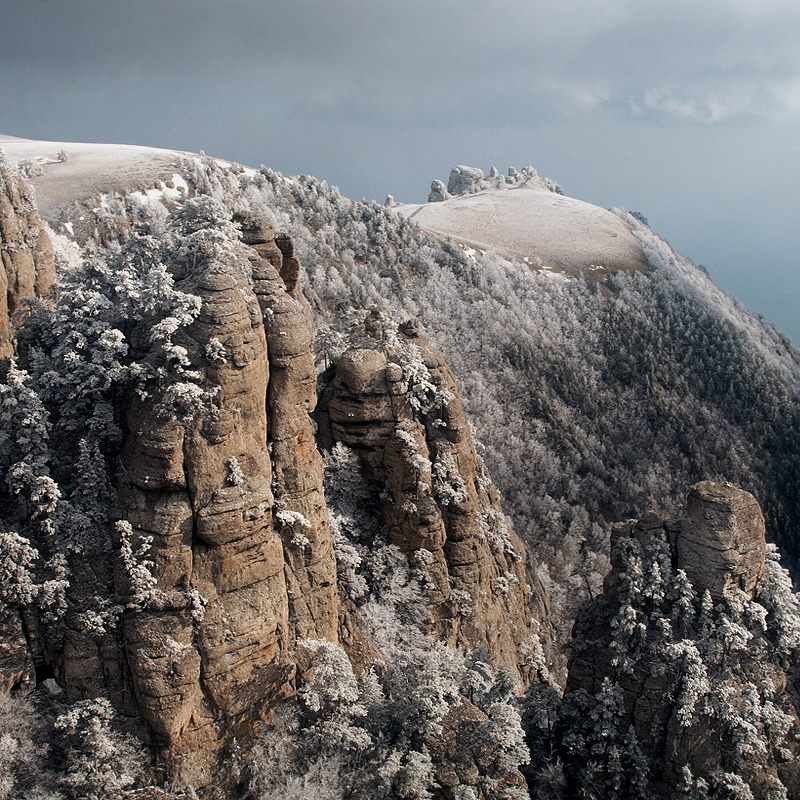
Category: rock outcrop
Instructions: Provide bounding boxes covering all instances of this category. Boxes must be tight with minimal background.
[0,157,552,799]
[562,482,800,799]
[0,156,54,357]
[678,480,766,602]
[320,310,549,684]
[112,217,338,789]
[447,165,485,196]
[428,179,450,203]
[0,160,56,695]
[0,193,339,792]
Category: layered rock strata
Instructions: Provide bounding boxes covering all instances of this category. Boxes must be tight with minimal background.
[111,220,338,789]
[0,160,56,694]
[0,157,54,357]
[0,172,551,795]
[320,311,549,684]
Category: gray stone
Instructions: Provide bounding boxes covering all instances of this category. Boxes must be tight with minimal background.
[447,165,485,196]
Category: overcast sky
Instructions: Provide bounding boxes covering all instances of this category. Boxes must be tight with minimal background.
[2,0,799,342]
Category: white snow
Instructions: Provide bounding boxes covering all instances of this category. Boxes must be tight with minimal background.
[0,136,186,221]
[0,136,199,220]
[170,173,189,194]
[0,136,261,221]
[396,182,646,276]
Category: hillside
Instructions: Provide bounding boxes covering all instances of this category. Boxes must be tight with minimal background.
[5,137,800,635]
[2,138,800,798]
[396,165,647,277]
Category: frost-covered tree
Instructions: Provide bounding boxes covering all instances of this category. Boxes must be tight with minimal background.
[557,523,800,799]
[52,698,147,800]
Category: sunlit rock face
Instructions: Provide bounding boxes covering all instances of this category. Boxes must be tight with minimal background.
[0,160,54,357]
[114,222,339,789]
[678,480,766,602]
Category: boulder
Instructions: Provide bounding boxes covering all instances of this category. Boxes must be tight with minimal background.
[447,165,485,196]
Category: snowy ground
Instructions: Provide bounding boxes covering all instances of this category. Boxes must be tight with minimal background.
[396,183,647,276]
[0,136,185,221]
[1,135,647,278]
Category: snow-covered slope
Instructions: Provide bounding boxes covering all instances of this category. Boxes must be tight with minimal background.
[397,181,647,276]
[0,135,182,219]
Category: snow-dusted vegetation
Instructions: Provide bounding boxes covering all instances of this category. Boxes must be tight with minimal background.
[206,160,800,655]
[3,148,800,798]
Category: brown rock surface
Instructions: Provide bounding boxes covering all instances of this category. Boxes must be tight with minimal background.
[0,157,54,357]
[321,310,549,684]
[0,181,551,796]
[565,482,800,799]
[109,221,338,791]
[678,480,766,601]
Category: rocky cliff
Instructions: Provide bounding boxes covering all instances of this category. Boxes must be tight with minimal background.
[0,160,548,796]
[0,153,54,357]
[320,310,548,682]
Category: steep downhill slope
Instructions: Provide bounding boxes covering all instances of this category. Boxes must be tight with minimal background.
[250,162,800,653]
[6,139,800,644]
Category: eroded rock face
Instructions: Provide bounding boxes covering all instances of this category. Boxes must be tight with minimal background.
[678,480,766,602]
[0,182,550,795]
[428,179,450,203]
[111,221,338,791]
[564,482,800,799]
[0,158,54,357]
[0,161,55,695]
[447,165,485,196]
[321,311,549,684]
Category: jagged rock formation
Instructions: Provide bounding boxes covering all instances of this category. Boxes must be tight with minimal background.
[446,165,485,196]
[428,179,450,203]
[319,310,549,683]
[561,482,800,799]
[114,217,339,788]
[0,156,54,357]
[0,165,548,798]
[4,144,800,800]
[0,190,340,792]
[0,162,56,694]
[427,164,565,203]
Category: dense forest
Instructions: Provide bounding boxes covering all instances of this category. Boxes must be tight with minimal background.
[228,161,800,651]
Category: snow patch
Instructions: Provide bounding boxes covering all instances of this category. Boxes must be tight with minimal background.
[398,183,646,277]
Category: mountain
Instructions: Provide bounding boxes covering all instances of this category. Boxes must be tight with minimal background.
[0,141,548,798]
[1,137,800,799]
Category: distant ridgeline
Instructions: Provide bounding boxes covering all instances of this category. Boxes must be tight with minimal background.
[0,146,799,799]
